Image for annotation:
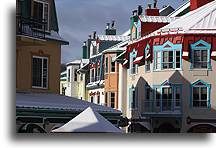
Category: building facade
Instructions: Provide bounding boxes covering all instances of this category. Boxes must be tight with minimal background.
[117,0,216,133]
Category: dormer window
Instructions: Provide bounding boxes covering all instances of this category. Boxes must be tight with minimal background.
[190,40,211,69]
[33,0,49,31]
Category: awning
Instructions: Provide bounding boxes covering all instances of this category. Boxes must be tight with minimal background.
[133,56,144,64]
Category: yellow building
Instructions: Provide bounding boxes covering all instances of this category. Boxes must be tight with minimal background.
[16,0,68,94]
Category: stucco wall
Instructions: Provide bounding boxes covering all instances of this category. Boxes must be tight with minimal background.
[16,40,61,94]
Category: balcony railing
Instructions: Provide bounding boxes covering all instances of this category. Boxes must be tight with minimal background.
[16,14,46,39]
[143,99,181,113]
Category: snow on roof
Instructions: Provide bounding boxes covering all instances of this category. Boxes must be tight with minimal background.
[160,0,216,34]
[121,29,130,36]
[66,59,81,66]
[128,1,216,46]
[16,92,121,114]
[168,0,190,17]
[81,59,89,64]
[52,107,122,133]
[139,15,178,23]
[102,40,129,53]
[98,35,130,41]
[45,30,69,45]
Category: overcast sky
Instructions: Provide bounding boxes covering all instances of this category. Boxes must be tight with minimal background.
[55,0,187,64]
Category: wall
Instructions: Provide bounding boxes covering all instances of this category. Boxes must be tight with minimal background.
[16,40,61,94]
[104,53,119,109]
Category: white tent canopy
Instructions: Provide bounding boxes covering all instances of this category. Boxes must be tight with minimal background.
[52,107,122,133]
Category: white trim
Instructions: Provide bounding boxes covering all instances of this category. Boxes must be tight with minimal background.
[133,56,143,63]
[211,51,216,56]
[183,51,189,57]
[33,0,50,31]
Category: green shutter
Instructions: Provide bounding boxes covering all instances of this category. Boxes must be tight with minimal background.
[21,0,31,18]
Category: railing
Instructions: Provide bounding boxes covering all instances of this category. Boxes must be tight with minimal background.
[16,14,46,39]
[143,99,181,113]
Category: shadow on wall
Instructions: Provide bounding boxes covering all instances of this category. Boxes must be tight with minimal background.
[129,70,216,133]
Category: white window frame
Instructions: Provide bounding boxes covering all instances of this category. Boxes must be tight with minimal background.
[33,0,49,31]
[32,56,48,89]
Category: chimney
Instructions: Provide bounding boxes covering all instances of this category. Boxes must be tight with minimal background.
[111,20,115,29]
[93,31,96,39]
[106,23,110,29]
[132,10,138,16]
[138,5,143,15]
[82,41,88,59]
[105,21,116,35]
[190,0,213,11]
[145,1,159,16]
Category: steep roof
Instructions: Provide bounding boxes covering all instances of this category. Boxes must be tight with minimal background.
[168,0,190,17]
[160,0,216,34]
[52,107,122,133]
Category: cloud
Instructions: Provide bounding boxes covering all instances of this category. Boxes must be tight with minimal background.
[55,0,186,63]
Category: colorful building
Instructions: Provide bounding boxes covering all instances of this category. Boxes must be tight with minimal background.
[117,0,216,133]
[16,0,122,133]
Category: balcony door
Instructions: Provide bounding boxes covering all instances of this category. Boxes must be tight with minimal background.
[162,87,172,111]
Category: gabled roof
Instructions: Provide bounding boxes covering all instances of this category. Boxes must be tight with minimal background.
[159,5,175,16]
[66,59,81,66]
[139,15,178,23]
[98,35,130,41]
[160,0,216,34]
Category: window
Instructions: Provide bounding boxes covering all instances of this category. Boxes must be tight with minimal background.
[155,51,161,70]
[175,51,181,69]
[67,69,70,82]
[90,96,94,103]
[154,41,182,71]
[74,69,77,81]
[90,69,95,82]
[105,92,108,106]
[193,87,208,107]
[193,50,208,68]
[129,87,137,109]
[110,92,115,108]
[175,87,181,107]
[146,86,151,100]
[33,0,49,30]
[191,40,211,69]
[80,74,83,81]
[96,66,100,81]
[105,57,109,73]
[130,49,138,75]
[32,56,48,88]
[162,87,172,111]
[97,95,100,104]
[162,51,174,69]
[111,57,116,72]
[145,60,151,72]
[155,88,160,107]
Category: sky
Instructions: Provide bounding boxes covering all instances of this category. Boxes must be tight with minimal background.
[55,0,187,64]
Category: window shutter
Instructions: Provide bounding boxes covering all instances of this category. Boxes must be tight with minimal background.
[21,0,32,18]
[135,87,138,108]
[129,88,132,109]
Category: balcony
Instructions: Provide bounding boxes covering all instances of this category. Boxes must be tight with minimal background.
[16,15,46,39]
[142,99,182,117]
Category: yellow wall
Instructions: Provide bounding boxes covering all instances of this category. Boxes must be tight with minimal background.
[16,38,61,94]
